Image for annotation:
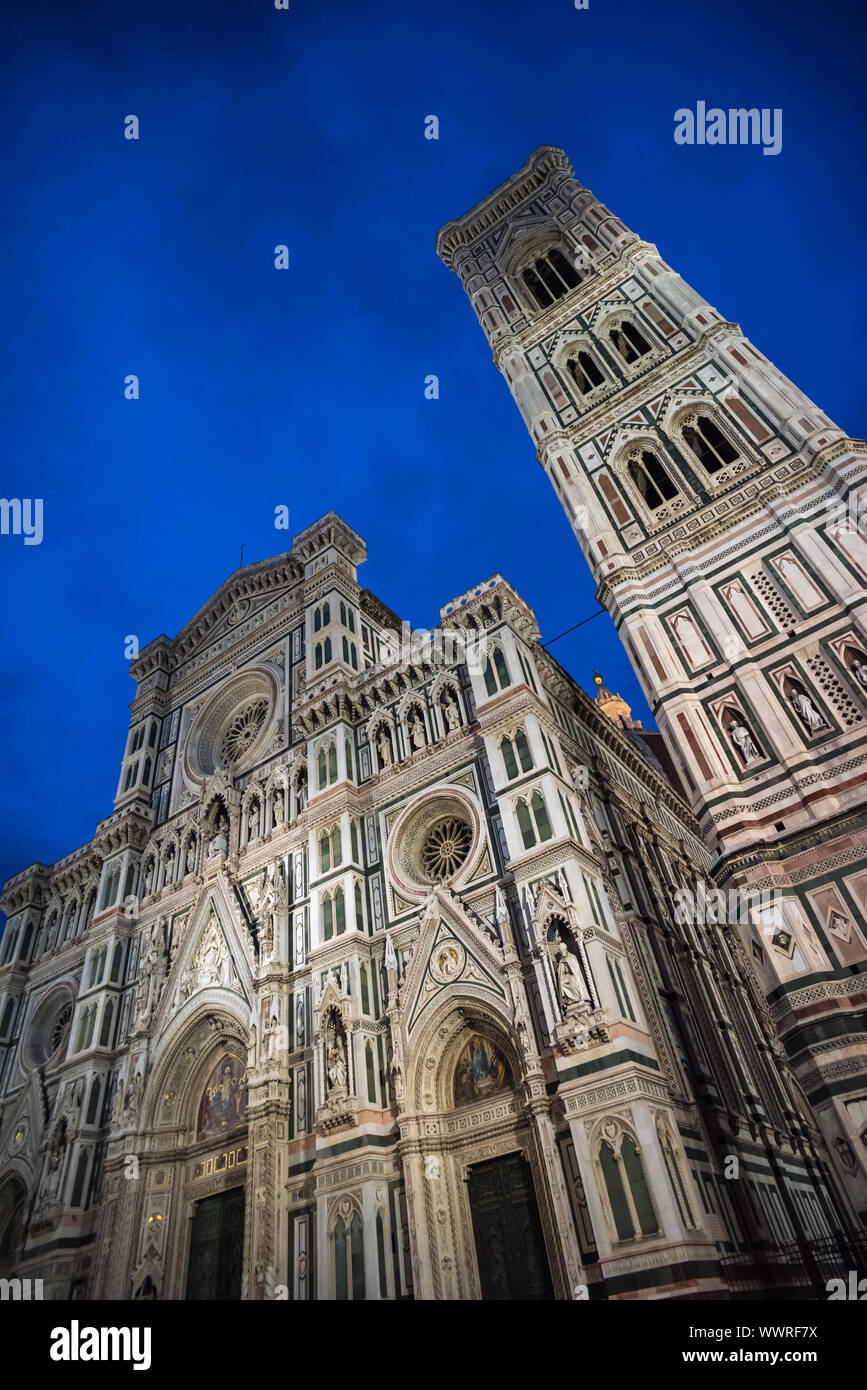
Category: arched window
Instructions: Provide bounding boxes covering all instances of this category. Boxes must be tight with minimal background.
[515,728,533,772]
[659,1125,696,1229]
[483,646,511,696]
[600,1140,634,1240]
[342,636,349,663]
[323,895,334,941]
[335,887,346,935]
[502,737,518,781]
[599,1129,659,1242]
[345,738,353,780]
[530,790,553,842]
[350,643,358,670]
[354,881,365,931]
[315,643,323,670]
[86,1077,101,1125]
[609,321,652,364]
[360,960,370,1012]
[350,819,360,862]
[566,350,604,395]
[110,942,123,982]
[516,798,535,850]
[334,1211,365,1300]
[322,601,331,626]
[84,1004,97,1050]
[621,1136,658,1236]
[366,1040,376,1102]
[331,827,342,866]
[99,999,115,1048]
[340,601,347,626]
[318,748,328,790]
[328,744,338,784]
[682,415,739,474]
[320,832,331,873]
[314,608,322,632]
[324,637,332,663]
[520,247,582,310]
[628,451,679,510]
[347,609,356,634]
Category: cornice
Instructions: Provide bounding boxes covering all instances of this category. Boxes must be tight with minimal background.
[436,146,576,267]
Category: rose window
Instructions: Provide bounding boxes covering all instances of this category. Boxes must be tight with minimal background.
[420,816,472,881]
[50,1004,73,1056]
[219,699,268,765]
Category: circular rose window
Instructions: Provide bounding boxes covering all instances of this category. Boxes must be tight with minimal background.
[183,669,279,783]
[24,992,74,1069]
[386,785,485,901]
[421,817,472,881]
[219,698,268,766]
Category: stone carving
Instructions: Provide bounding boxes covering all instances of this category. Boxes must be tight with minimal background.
[409,711,427,750]
[789,685,826,734]
[442,691,461,732]
[728,715,762,765]
[208,812,229,857]
[554,940,591,1013]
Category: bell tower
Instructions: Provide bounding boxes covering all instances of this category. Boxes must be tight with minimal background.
[438,146,867,1220]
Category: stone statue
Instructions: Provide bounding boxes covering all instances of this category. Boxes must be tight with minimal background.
[185,841,196,875]
[258,868,278,958]
[409,713,426,750]
[208,814,229,857]
[248,805,259,839]
[295,778,307,812]
[554,940,589,1013]
[443,693,461,732]
[729,718,761,764]
[851,655,867,691]
[377,729,393,768]
[123,1070,143,1121]
[790,687,825,733]
[272,786,285,824]
[327,1038,348,1099]
[391,1062,404,1103]
[143,861,154,895]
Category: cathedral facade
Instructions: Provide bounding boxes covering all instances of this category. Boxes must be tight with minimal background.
[0,510,858,1301]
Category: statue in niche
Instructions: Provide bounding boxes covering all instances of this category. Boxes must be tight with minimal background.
[377,728,393,769]
[123,1070,143,1122]
[208,811,229,857]
[143,860,155,895]
[847,651,867,691]
[409,711,426,751]
[390,1061,404,1103]
[272,785,285,825]
[247,804,259,840]
[553,939,590,1014]
[135,923,163,1026]
[295,774,307,813]
[442,691,461,732]
[296,996,304,1046]
[258,867,279,959]
[326,1037,348,1100]
[787,683,826,734]
[185,840,196,876]
[727,714,762,765]
[262,1010,280,1062]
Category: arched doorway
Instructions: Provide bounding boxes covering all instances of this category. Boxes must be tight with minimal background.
[402,1004,561,1300]
[184,1051,248,1300]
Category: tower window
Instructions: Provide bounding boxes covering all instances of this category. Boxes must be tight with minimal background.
[566,351,604,395]
[322,601,331,626]
[628,451,678,510]
[682,416,739,474]
[609,322,652,365]
[520,247,582,310]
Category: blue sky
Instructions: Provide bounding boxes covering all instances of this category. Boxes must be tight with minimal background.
[1,0,864,898]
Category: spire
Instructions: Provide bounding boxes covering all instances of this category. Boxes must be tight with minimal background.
[592,672,642,730]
